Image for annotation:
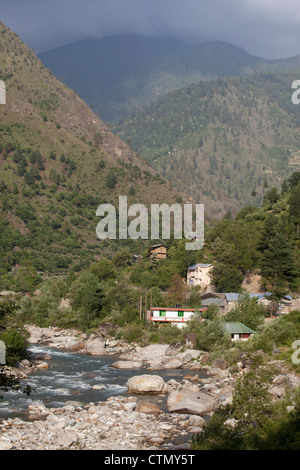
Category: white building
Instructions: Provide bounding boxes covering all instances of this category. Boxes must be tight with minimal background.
[148,307,206,329]
[186,263,213,288]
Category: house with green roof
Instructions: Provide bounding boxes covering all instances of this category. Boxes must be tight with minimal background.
[222,322,257,341]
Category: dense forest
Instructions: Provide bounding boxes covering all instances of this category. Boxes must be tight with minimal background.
[115,72,300,216]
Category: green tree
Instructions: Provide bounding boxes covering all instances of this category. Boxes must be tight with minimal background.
[70,273,105,328]
[188,288,202,309]
[165,273,186,307]
[261,231,297,295]
[195,319,230,351]
[106,169,118,189]
[90,259,117,282]
[225,293,267,330]
[202,303,220,321]
[289,183,300,236]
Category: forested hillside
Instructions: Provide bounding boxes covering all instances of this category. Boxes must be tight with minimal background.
[0,22,182,281]
[115,73,300,216]
[129,170,300,298]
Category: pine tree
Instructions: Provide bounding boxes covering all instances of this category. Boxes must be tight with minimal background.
[289,183,300,237]
[261,231,296,295]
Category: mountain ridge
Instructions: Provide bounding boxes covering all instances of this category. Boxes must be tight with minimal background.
[38,34,300,122]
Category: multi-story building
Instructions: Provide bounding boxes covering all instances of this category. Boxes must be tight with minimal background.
[186,263,213,288]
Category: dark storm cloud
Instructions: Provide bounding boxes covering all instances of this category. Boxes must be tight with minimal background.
[1,0,300,58]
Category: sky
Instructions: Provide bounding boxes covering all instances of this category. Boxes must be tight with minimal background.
[1,0,300,59]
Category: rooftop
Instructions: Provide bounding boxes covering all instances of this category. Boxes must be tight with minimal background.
[187,263,212,269]
[222,322,257,335]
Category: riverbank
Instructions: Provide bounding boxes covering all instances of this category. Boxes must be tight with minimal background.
[0,325,234,450]
[1,325,299,450]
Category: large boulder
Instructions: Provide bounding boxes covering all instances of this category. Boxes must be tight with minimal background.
[84,335,106,356]
[148,352,195,370]
[167,389,218,415]
[126,374,168,394]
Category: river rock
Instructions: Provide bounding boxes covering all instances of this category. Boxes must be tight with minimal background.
[165,344,183,356]
[167,389,218,415]
[92,384,106,390]
[269,386,286,398]
[212,358,228,370]
[224,418,239,429]
[35,361,49,369]
[188,415,206,427]
[148,358,183,370]
[30,352,52,360]
[206,367,229,379]
[126,375,168,394]
[84,335,106,356]
[55,431,78,448]
[0,439,13,450]
[111,361,143,369]
[273,374,286,385]
[69,341,85,352]
[135,402,162,415]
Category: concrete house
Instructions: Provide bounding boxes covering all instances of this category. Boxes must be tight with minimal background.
[148,307,207,328]
[186,263,213,288]
[224,292,295,315]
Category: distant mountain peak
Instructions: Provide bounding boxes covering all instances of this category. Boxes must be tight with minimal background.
[39,34,300,123]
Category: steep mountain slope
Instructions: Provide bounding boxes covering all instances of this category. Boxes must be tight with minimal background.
[115,73,300,217]
[0,22,182,276]
[38,34,300,123]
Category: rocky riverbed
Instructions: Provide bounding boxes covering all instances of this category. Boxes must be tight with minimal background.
[0,395,205,450]
[1,325,299,450]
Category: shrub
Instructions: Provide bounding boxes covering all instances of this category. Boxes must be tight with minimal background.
[121,324,144,343]
[0,329,28,366]
[196,320,231,352]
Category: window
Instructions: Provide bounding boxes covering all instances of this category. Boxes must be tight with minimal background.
[178,311,184,317]
[159,310,166,317]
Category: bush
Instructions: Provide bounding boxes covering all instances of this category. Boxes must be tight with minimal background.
[196,320,231,352]
[0,329,28,366]
[259,314,300,347]
[153,324,185,344]
[121,324,144,343]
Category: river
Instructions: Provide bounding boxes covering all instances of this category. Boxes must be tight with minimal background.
[0,345,208,421]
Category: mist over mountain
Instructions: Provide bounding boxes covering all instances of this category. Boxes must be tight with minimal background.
[38,34,300,123]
